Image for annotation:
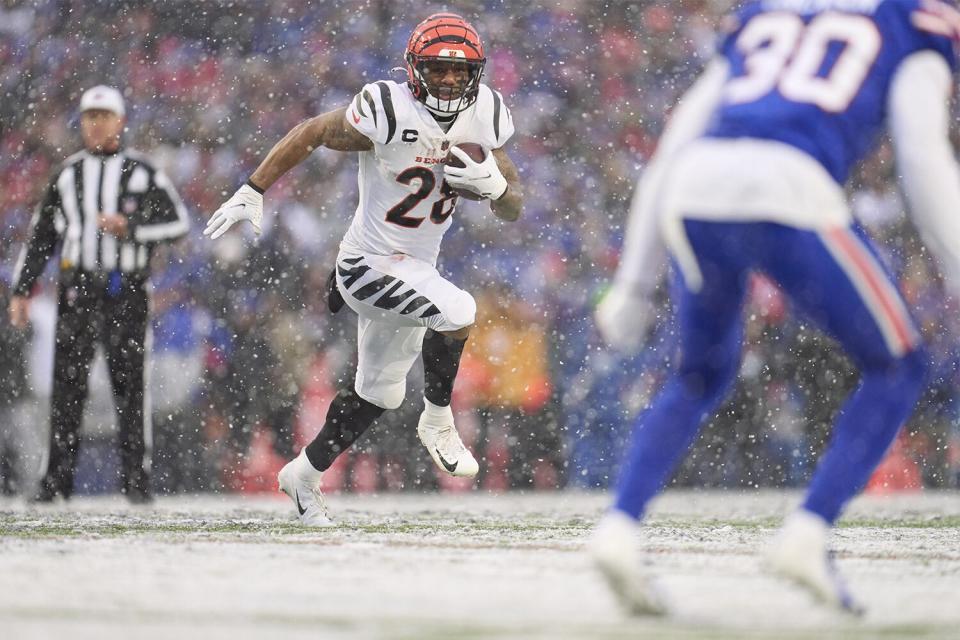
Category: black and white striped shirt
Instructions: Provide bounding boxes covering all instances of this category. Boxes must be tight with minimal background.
[13,148,189,296]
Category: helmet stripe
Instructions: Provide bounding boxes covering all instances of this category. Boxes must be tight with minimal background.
[414,17,479,36]
[418,37,483,56]
[417,24,480,38]
[423,23,480,38]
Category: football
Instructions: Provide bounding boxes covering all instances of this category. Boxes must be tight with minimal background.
[445,142,487,201]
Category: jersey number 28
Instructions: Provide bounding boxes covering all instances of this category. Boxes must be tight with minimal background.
[725,12,881,112]
[385,166,457,228]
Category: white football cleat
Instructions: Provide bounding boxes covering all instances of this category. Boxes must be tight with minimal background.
[277,451,333,527]
[417,403,479,478]
[764,509,863,615]
[588,510,666,616]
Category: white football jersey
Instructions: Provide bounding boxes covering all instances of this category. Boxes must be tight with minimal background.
[340,80,514,266]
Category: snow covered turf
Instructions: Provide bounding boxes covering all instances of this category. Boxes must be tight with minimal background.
[1,490,958,639]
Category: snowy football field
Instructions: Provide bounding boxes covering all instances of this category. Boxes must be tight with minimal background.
[1,490,958,639]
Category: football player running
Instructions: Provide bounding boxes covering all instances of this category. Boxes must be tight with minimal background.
[591,0,960,616]
[205,13,522,525]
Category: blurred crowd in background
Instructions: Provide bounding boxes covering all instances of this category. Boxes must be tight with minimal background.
[2,0,959,497]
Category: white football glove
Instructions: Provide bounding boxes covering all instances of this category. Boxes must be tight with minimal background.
[443,147,508,200]
[595,285,656,355]
[204,184,263,239]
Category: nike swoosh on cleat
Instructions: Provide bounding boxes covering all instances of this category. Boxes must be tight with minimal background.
[294,489,307,516]
[435,448,458,473]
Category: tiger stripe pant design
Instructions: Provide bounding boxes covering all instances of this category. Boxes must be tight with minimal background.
[335,251,476,409]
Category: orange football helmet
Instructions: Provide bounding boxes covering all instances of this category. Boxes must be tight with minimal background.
[405,13,485,114]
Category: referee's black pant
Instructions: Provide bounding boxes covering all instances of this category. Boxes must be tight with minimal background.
[41,271,151,498]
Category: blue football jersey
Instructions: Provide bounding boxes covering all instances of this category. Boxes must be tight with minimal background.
[706,0,959,183]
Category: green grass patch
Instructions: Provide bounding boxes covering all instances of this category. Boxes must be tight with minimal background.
[0,512,956,541]
[0,516,595,540]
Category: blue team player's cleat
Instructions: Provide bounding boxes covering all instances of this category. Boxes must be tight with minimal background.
[588,510,667,616]
[764,510,865,615]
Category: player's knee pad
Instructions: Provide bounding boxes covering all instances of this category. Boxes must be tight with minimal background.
[442,291,477,331]
[354,376,406,411]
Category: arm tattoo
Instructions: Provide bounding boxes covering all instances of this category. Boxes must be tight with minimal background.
[248,106,371,191]
[316,108,373,152]
[491,148,524,222]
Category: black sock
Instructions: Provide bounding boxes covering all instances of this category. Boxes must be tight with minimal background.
[326,267,345,314]
[304,387,385,471]
[422,330,468,406]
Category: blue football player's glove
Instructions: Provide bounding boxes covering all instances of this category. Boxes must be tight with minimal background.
[595,285,655,355]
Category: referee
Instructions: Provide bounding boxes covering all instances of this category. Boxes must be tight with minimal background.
[8,86,189,503]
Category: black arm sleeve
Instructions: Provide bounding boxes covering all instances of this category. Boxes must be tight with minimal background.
[13,180,62,296]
